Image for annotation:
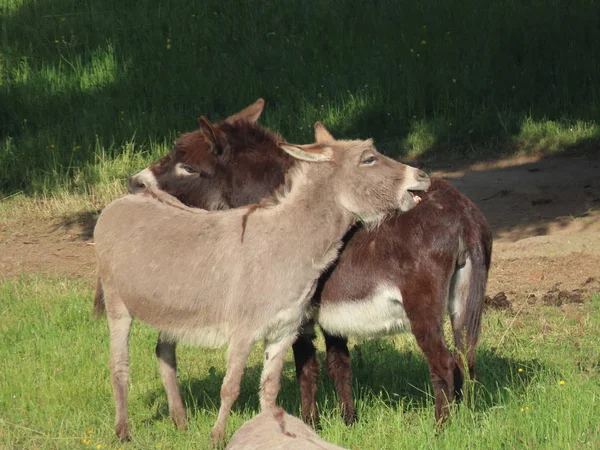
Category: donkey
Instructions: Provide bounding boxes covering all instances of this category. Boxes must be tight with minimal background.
[225,408,346,450]
[94,127,430,444]
[126,99,492,427]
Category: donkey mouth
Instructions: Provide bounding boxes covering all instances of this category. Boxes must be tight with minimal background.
[409,191,423,205]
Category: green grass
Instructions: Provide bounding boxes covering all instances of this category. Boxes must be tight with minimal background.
[1,275,599,449]
[1,0,600,196]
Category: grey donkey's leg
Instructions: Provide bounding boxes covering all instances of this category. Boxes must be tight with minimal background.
[210,338,254,446]
[156,334,187,430]
[106,297,133,441]
[260,334,297,411]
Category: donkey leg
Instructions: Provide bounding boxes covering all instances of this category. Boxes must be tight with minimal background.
[292,321,320,426]
[260,334,298,411]
[210,338,253,446]
[450,323,466,404]
[156,334,187,430]
[106,299,133,441]
[324,332,355,425]
[411,323,455,426]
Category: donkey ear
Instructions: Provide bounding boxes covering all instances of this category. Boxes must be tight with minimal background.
[224,98,265,124]
[198,116,228,156]
[314,122,335,143]
[278,142,332,162]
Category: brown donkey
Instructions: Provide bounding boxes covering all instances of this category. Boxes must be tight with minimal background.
[124,100,492,427]
[94,124,429,444]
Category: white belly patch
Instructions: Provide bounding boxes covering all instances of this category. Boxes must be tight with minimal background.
[317,285,411,338]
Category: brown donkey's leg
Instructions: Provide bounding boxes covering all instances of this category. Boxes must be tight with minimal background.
[324,332,356,425]
[292,322,320,426]
[156,334,187,430]
[411,318,455,426]
[210,338,253,447]
[105,293,133,441]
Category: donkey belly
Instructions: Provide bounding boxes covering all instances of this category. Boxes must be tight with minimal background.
[160,325,229,348]
[317,285,411,338]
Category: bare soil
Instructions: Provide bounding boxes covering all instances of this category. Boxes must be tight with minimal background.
[1,154,599,307]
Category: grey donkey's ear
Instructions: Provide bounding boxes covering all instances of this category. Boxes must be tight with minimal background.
[278,142,332,162]
[314,122,335,143]
[224,98,265,124]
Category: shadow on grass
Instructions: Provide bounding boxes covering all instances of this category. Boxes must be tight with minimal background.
[142,338,547,427]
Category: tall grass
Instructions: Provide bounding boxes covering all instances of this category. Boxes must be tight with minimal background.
[1,0,599,195]
[0,276,599,449]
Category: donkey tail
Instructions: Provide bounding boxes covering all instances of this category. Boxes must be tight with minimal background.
[93,276,106,318]
[450,228,492,381]
[463,235,491,379]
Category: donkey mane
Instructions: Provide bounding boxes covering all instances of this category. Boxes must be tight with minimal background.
[240,163,305,241]
[176,118,286,161]
[218,119,284,156]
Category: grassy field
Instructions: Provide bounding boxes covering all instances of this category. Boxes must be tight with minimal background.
[1,0,600,198]
[1,1,600,449]
[0,276,599,449]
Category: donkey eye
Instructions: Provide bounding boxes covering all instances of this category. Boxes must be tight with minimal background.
[361,156,378,165]
[181,164,196,173]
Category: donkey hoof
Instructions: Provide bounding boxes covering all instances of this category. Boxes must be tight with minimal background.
[115,421,131,442]
[342,410,356,426]
[172,413,188,431]
[210,427,225,448]
[175,420,188,431]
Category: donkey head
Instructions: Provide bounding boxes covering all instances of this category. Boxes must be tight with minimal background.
[127,98,291,209]
[279,123,430,225]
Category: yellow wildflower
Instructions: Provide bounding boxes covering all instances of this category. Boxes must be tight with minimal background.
[520,408,524,412]
[82,438,91,445]
[54,39,59,44]
[421,40,427,45]
[518,368,523,372]
[157,443,163,448]
[166,44,172,50]
[559,380,565,386]
[87,429,93,435]
[96,445,102,449]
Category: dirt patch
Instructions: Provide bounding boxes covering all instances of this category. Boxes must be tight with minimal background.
[1,154,599,305]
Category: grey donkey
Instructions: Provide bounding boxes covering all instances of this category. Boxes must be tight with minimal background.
[93,123,430,445]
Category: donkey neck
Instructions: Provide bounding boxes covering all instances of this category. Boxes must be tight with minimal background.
[253,162,355,261]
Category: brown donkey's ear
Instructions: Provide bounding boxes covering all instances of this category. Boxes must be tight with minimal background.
[224,98,265,124]
[198,116,228,157]
[279,142,332,162]
[314,122,335,143]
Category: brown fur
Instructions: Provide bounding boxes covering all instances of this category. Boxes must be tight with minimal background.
[127,99,490,428]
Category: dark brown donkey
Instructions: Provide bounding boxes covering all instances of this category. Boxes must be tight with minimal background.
[124,99,493,427]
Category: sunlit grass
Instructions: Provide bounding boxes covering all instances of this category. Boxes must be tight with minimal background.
[1,276,599,449]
